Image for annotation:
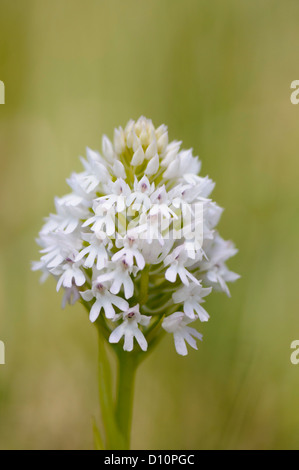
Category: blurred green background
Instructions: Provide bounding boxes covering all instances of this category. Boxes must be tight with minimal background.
[1,0,299,450]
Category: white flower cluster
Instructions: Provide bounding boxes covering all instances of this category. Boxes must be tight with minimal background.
[33,117,239,356]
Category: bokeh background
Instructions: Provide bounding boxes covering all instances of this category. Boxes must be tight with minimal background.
[1,0,299,450]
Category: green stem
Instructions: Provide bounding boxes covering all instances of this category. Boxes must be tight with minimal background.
[115,351,138,449]
[139,265,149,305]
[97,330,125,450]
